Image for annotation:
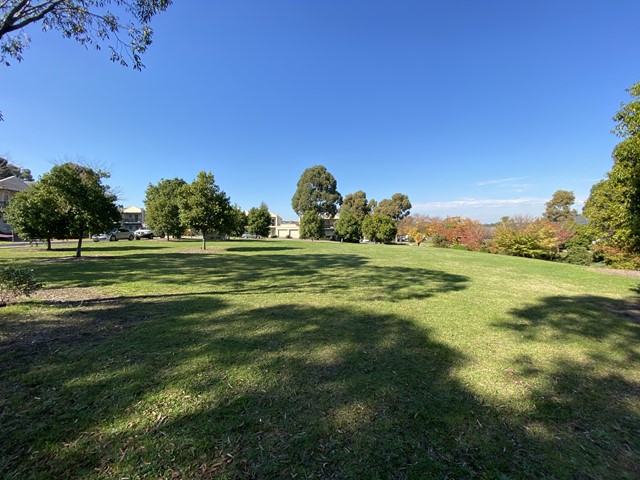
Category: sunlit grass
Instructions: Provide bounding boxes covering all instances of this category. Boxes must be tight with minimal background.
[1,239,639,478]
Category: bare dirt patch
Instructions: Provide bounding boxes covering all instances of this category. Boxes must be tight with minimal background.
[33,286,109,304]
[590,267,640,278]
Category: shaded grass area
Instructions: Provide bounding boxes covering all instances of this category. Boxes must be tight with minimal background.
[1,239,639,478]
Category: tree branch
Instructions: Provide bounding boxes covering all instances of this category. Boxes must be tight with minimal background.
[0,0,63,36]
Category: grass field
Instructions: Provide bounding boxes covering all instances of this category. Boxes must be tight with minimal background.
[1,239,639,479]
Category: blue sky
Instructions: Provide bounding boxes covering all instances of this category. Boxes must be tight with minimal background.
[1,0,639,222]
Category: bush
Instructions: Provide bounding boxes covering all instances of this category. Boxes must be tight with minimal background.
[559,246,593,265]
[431,234,449,248]
[0,266,44,306]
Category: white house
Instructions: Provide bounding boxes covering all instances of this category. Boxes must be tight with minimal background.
[0,176,30,235]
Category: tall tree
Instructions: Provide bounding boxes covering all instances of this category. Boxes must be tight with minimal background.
[543,190,577,223]
[179,171,231,250]
[144,177,186,240]
[299,210,323,240]
[374,193,412,222]
[0,157,33,180]
[291,165,342,217]
[340,190,372,220]
[0,0,172,69]
[246,202,271,238]
[583,81,640,253]
[41,162,120,257]
[4,180,66,249]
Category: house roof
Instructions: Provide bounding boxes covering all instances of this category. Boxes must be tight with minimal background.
[0,176,30,192]
[122,205,144,213]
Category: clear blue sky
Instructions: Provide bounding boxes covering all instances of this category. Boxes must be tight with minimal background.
[1,0,639,222]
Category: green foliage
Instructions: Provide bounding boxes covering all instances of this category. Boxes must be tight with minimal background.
[38,162,120,257]
[291,165,342,217]
[559,246,593,266]
[334,210,362,242]
[362,213,397,243]
[144,178,187,240]
[299,210,324,240]
[374,193,412,221]
[543,190,577,223]
[0,157,32,180]
[179,171,232,249]
[583,81,640,260]
[228,204,248,237]
[0,265,43,305]
[4,182,67,249]
[246,202,271,237]
[340,190,372,221]
[0,1,172,70]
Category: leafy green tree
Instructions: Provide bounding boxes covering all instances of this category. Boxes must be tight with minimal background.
[0,157,33,180]
[299,210,323,240]
[246,202,271,237]
[144,177,186,240]
[340,190,372,220]
[583,81,640,255]
[362,214,397,243]
[374,193,412,221]
[228,204,247,237]
[0,1,172,70]
[334,210,362,243]
[41,162,120,257]
[291,165,342,217]
[543,190,577,222]
[4,181,66,249]
[179,171,231,250]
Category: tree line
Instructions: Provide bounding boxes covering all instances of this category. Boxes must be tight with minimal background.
[3,165,273,256]
[291,164,412,243]
[143,175,272,248]
[396,190,584,263]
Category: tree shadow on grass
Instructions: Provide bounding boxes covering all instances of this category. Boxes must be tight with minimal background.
[31,252,470,302]
[492,295,640,477]
[1,295,534,479]
[3,291,639,477]
[503,295,640,365]
[225,246,302,253]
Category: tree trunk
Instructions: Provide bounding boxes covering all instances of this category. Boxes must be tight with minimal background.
[202,230,207,250]
[47,238,52,250]
[75,235,83,258]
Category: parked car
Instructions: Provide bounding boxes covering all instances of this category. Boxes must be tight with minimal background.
[134,228,154,240]
[241,233,262,239]
[92,228,134,242]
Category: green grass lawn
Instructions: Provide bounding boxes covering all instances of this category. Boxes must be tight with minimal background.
[1,239,639,479]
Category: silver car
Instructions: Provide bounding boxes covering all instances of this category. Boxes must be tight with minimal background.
[134,228,154,240]
[92,228,134,242]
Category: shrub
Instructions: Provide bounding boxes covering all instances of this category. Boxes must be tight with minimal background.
[0,266,44,306]
[560,246,593,266]
[431,234,449,248]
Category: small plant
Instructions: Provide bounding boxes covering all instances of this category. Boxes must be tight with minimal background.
[0,266,44,306]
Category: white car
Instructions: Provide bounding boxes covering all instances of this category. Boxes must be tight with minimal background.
[134,228,154,240]
[92,228,134,242]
